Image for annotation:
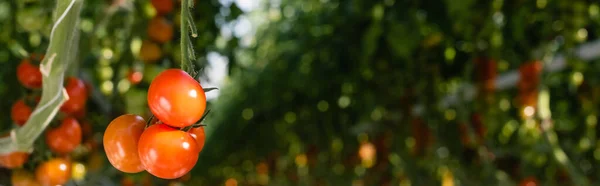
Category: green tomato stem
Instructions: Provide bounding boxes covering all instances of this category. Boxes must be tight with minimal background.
[180,0,196,74]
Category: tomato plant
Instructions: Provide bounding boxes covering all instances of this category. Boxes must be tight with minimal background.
[11,169,40,186]
[138,124,200,179]
[17,59,43,89]
[45,117,82,154]
[147,69,206,127]
[60,77,88,114]
[103,114,146,173]
[151,0,174,15]
[11,99,32,126]
[188,126,206,151]
[148,16,173,44]
[139,40,162,63]
[0,152,29,169]
[35,158,71,186]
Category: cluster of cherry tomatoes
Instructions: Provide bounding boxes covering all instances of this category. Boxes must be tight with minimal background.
[2,54,95,186]
[105,68,208,179]
[138,0,174,64]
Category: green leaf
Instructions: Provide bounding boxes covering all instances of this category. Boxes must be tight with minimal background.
[203,87,219,92]
[0,0,82,154]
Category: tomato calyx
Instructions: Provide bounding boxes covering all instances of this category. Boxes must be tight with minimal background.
[203,87,218,93]
[182,109,211,131]
[146,109,210,132]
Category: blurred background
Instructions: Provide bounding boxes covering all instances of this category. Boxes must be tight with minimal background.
[2,0,600,185]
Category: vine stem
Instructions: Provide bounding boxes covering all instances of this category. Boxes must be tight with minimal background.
[180,0,197,74]
[0,0,82,155]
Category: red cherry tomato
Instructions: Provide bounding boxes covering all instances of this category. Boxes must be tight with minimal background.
[0,152,29,169]
[17,59,42,89]
[35,158,71,186]
[103,114,146,173]
[138,124,200,179]
[128,70,143,85]
[12,169,40,186]
[11,99,32,126]
[60,77,88,114]
[147,69,206,128]
[147,16,173,44]
[188,127,206,152]
[151,0,173,15]
[519,177,538,186]
[45,117,82,154]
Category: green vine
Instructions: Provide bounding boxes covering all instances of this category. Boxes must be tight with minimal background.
[0,0,82,155]
[180,0,198,74]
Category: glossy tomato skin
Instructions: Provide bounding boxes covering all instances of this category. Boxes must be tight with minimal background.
[17,59,42,89]
[35,158,71,186]
[151,0,173,15]
[189,127,206,152]
[148,16,173,44]
[103,114,146,173]
[45,117,82,154]
[0,152,29,169]
[138,124,200,179]
[11,99,32,126]
[60,77,88,114]
[148,69,206,128]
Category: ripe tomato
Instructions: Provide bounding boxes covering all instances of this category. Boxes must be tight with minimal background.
[35,158,71,186]
[45,117,82,154]
[103,114,146,173]
[138,124,200,179]
[148,16,173,44]
[60,77,88,114]
[147,69,206,128]
[139,40,162,62]
[519,177,538,186]
[0,151,29,168]
[151,0,173,15]
[128,70,143,85]
[11,169,40,186]
[188,127,206,151]
[17,59,42,89]
[121,177,135,186]
[11,99,32,126]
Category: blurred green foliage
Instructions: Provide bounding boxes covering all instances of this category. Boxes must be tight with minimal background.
[3,0,600,185]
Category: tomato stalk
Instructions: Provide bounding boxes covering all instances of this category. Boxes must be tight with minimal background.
[180,0,197,74]
[0,0,83,155]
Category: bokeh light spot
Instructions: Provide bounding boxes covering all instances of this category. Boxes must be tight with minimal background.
[317,100,329,112]
[242,108,254,120]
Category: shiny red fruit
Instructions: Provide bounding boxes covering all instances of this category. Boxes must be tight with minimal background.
[104,114,145,173]
[17,59,42,89]
[188,127,206,152]
[138,124,199,179]
[0,152,29,169]
[128,70,143,85]
[35,158,71,186]
[11,99,32,126]
[147,69,206,128]
[151,0,173,15]
[60,77,88,114]
[45,117,82,154]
